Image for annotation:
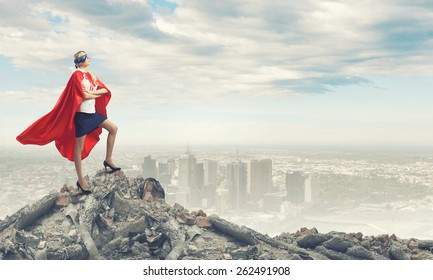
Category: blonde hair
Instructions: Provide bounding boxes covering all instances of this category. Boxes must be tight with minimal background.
[73,50,98,86]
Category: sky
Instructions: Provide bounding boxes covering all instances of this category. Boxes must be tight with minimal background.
[1,0,433,148]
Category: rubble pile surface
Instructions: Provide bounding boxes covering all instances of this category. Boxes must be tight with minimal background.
[1,172,432,260]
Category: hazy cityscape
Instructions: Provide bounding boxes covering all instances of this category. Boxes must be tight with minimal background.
[1,144,433,240]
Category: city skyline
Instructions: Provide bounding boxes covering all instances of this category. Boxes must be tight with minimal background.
[1,0,433,147]
[1,144,432,240]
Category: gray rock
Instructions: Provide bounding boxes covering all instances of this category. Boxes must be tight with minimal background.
[114,218,147,238]
[187,244,198,254]
[67,229,79,242]
[101,236,129,255]
[14,230,40,248]
[418,240,433,251]
[389,245,409,260]
[209,214,259,246]
[361,240,371,250]
[34,248,47,260]
[47,244,87,260]
[112,193,133,219]
[323,236,356,253]
[347,245,376,260]
[315,245,355,260]
[296,234,332,249]
[230,245,259,260]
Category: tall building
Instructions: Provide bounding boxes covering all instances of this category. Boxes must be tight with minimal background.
[196,163,204,189]
[304,173,321,203]
[203,160,218,207]
[190,162,204,207]
[142,155,157,178]
[158,162,169,175]
[178,152,197,205]
[285,171,305,204]
[157,162,172,185]
[167,158,177,175]
[178,153,196,189]
[215,187,229,214]
[263,192,287,212]
[226,161,247,209]
[248,159,273,201]
[204,160,218,187]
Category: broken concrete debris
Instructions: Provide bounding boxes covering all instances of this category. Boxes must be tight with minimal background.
[1,172,433,260]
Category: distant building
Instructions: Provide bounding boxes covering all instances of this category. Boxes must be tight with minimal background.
[285,171,305,204]
[280,201,303,217]
[263,192,287,212]
[167,158,177,175]
[248,159,273,201]
[158,162,169,176]
[304,173,321,203]
[203,160,218,208]
[190,162,204,207]
[166,185,187,206]
[142,155,157,178]
[227,161,247,209]
[204,160,218,187]
[178,153,196,189]
[123,168,141,178]
[178,152,198,206]
[157,160,175,185]
[196,163,204,189]
[215,187,229,214]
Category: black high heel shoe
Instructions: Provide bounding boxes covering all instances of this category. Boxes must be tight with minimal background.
[103,160,121,173]
[77,181,91,195]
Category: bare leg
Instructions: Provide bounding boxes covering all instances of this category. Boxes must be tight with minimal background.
[74,135,90,190]
[101,119,118,167]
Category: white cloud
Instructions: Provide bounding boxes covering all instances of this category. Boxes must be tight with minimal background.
[2,0,433,99]
[1,0,433,145]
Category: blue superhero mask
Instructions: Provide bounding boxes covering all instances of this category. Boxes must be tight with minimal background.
[74,54,88,65]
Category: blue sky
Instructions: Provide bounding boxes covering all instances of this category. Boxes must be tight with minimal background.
[1,0,433,147]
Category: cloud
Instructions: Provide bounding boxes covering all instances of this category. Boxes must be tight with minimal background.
[274,76,373,95]
[148,0,178,15]
[1,0,433,107]
[0,0,50,31]
[375,18,433,53]
[42,0,163,39]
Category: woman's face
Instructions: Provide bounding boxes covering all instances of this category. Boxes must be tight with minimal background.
[77,52,91,67]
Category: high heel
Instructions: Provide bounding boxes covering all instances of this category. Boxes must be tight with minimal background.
[103,160,121,173]
[77,181,91,195]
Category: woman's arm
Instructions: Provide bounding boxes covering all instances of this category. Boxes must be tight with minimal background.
[82,85,108,99]
[91,87,109,96]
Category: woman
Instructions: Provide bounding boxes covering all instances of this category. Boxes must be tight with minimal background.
[16,50,120,194]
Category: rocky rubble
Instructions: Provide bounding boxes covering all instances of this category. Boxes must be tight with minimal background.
[1,171,433,260]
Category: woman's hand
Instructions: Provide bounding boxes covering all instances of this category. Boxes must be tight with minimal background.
[82,84,92,99]
[82,84,108,99]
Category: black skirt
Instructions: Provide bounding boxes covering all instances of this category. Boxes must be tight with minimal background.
[74,112,106,137]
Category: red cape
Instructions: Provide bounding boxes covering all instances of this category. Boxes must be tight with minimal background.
[16,70,111,161]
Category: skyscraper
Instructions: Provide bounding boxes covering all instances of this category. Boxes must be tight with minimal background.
[215,187,229,214]
[204,160,218,187]
[304,173,321,203]
[178,153,196,189]
[203,160,218,207]
[190,162,204,206]
[178,152,197,206]
[286,171,305,204]
[227,161,247,209]
[142,155,157,178]
[196,163,204,188]
[248,159,273,201]
[157,161,172,185]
